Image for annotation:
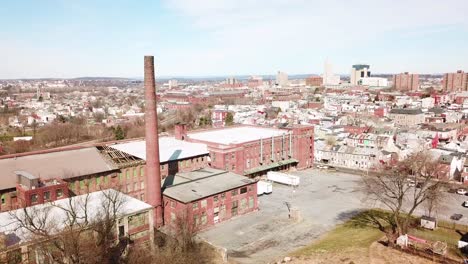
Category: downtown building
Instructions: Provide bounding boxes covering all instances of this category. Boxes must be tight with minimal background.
[393,72,419,91]
[442,70,468,92]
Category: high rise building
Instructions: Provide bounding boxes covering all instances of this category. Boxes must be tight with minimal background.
[276,71,288,86]
[350,64,370,85]
[442,70,468,92]
[322,59,340,85]
[393,72,419,91]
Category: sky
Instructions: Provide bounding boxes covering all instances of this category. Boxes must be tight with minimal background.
[1,0,468,79]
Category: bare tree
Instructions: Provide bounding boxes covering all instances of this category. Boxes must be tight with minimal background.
[361,151,444,244]
[6,190,131,264]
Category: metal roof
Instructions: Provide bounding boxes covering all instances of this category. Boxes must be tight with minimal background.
[0,147,117,190]
[163,168,255,203]
[110,137,209,163]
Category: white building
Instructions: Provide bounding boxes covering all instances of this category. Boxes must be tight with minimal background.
[350,64,370,85]
[322,59,341,85]
[276,71,288,86]
[359,77,388,87]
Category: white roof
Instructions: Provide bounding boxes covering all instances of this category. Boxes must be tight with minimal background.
[111,137,209,162]
[0,189,151,247]
[188,126,288,145]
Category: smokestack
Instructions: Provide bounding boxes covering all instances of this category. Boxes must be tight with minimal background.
[144,56,163,228]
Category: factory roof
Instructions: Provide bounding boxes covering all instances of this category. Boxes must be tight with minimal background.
[188,126,288,145]
[0,147,117,190]
[389,108,423,115]
[163,168,255,203]
[0,189,151,247]
[110,137,209,162]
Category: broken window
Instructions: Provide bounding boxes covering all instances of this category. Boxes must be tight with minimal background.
[31,194,38,203]
[44,191,51,201]
[240,187,247,194]
[192,202,198,210]
[56,189,63,198]
[231,189,238,196]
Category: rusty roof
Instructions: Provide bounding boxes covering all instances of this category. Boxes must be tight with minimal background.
[0,147,117,190]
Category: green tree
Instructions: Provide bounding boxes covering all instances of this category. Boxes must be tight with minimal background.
[114,126,125,140]
[225,112,234,126]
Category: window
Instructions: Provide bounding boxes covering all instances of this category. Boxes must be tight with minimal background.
[140,181,145,189]
[231,189,238,196]
[212,153,216,162]
[249,197,254,208]
[69,182,75,191]
[1,194,6,204]
[140,193,145,201]
[128,212,149,229]
[201,199,207,208]
[31,194,38,203]
[96,177,101,186]
[80,180,85,189]
[104,176,109,184]
[240,187,247,194]
[192,202,198,210]
[127,184,131,192]
[201,212,207,225]
[56,189,63,198]
[126,170,131,179]
[170,212,176,222]
[170,200,176,208]
[119,172,123,181]
[134,168,138,178]
[134,182,139,191]
[231,200,238,216]
[213,195,218,202]
[221,193,225,199]
[193,214,199,226]
[140,167,144,176]
[44,191,51,201]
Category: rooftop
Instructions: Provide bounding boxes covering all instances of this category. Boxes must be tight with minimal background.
[0,189,152,247]
[188,126,288,145]
[110,137,208,163]
[389,108,424,115]
[0,147,117,190]
[163,168,254,203]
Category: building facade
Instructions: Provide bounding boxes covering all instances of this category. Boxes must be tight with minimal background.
[388,108,425,128]
[350,64,370,85]
[393,72,419,91]
[442,70,468,92]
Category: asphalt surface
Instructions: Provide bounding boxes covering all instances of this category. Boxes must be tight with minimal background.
[198,168,468,264]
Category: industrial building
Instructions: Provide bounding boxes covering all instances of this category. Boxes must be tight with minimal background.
[162,168,258,230]
[176,124,315,177]
[0,189,154,262]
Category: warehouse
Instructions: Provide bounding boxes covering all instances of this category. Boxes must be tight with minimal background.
[162,168,258,231]
[176,124,314,177]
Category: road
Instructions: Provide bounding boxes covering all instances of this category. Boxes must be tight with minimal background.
[198,168,468,264]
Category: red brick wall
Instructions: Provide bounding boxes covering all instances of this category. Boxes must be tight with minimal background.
[163,182,258,230]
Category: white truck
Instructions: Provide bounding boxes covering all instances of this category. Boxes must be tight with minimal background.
[257,180,273,195]
[266,171,300,186]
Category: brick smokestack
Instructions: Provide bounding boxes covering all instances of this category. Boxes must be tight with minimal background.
[144,56,163,228]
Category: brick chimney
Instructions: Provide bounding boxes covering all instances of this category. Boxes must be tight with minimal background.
[144,56,163,228]
[174,122,187,140]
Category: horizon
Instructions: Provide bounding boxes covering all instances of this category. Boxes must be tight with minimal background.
[1,0,468,79]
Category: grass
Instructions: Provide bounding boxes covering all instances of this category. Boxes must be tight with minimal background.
[409,226,464,259]
[293,211,384,256]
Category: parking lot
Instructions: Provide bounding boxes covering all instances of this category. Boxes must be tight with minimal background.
[199,168,468,263]
[199,169,367,264]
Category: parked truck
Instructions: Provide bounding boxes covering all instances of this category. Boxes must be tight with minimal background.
[257,180,273,195]
[266,171,300,186]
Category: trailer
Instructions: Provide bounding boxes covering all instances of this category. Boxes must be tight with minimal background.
[257,180,273,195]
[266,171,300,186]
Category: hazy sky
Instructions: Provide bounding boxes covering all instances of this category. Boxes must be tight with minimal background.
[1,0,468,79]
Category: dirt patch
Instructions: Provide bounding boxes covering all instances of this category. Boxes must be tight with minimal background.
[230,239,280,258]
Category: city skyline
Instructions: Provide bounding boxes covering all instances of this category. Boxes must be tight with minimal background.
[1,0,468,79]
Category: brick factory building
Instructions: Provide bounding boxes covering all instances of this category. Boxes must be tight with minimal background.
[0,137,210,213]
[442,70,468,92]
[393,72,419,91]
[162,168,257,230]
[176,124,315,177]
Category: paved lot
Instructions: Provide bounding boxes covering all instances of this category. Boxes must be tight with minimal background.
[199,169,367,264]
[199,168,468,264]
